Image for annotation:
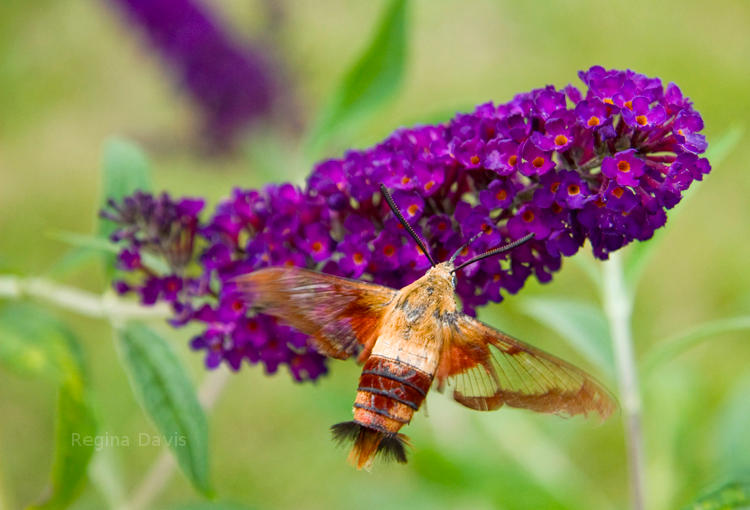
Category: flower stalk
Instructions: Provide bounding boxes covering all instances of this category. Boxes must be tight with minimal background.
[602,252,645,510]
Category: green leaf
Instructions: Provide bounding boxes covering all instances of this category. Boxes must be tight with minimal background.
[0,304,97,510]
[305,0,408,156]
[518,298,613,375]
[682,480,750,510]
[98,137,152,276]
[30,379,98,510]
[642,316,750,376]
[716,377,750,477]
[48,230,170,276]
[0,303,84,380]
[118,323,211,495]
[623,126,744,298]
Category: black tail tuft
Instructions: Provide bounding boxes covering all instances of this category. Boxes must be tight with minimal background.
[377,433,409,464]
[330,421,410,468]
[331,421,361,446]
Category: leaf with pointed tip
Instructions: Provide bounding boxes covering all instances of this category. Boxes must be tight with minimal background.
[305,0,408,156]
[98,137,152,276]
[118,323,212,496]
[642,316,750,377]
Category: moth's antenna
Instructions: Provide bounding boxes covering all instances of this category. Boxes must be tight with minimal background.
[379,183,437,267]
[452,233,535,273]
[448,231,484,265]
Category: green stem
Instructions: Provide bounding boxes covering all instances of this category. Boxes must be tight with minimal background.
[0,275,169,320]
[602,252,645,510]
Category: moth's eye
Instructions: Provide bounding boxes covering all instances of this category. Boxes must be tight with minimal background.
[451,274,457,288]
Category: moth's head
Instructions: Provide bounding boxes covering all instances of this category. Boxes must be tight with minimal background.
[429,262,457,290]
[379,183,534,287]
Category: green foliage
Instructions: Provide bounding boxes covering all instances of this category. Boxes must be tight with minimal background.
[0,303,97,510]
[682,481,750,510]
[305,0,408,157]
[117,323,212,496]
[623,127,744,300]
[642,316,750,377]
[518,297,613,375]
[98,137,152,276]
[716,377,750,477]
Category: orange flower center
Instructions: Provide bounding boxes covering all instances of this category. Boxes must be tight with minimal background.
[587,116,600,127]
[231,300,244,312]
[554,134,568,146]
[493,274,501,282]
[407,204,419,216]
[353,252,364,264]
[550,182,561,193]
[383,245,395,257]
[470,155,480,165]
[495,189,507,201]
[311,241,323,252]
[567,184,581,196]
[522,210,535,222]
[612,187,625,198]
[481,223,492,234]
[603,98,614,105]
[424,180,435,191]
[551,203,563,214]
[635,115,648,126]
[532,156,545,168]
[617,160,631,173]
[284,259,295,267]
[401,176,411,185]
[508,155,518,166]
[624,100,633,110]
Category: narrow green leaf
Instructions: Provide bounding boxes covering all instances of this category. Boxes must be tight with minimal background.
[518,298,613,375]
[682,480,750,510]
[0,304,97,510]
[48,230,170,275]
[118,323,211,495]
[99,137,152,276]
[642,316,750,376]
[30,379,98,510]
[716,377,750,477]
[623,126,744,297]
[305,0,408,156]
[0,303,83,380]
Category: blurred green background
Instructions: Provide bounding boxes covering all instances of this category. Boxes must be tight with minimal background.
[1,1,749,509]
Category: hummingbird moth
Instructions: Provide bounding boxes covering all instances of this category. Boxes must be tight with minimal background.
[237,184,615,470]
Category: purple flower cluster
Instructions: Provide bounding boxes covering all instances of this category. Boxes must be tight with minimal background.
[104,67,710,381]
[113,0,277,149]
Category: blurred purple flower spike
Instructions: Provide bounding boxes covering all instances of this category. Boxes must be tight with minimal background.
[103,67,711,381]
[114,0,277,149]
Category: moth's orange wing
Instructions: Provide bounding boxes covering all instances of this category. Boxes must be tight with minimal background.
[436,315,615,420]
[236,267,397,361]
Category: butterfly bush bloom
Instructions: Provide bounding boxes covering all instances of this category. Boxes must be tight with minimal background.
[104,67,711,381]
[113,0,277,149]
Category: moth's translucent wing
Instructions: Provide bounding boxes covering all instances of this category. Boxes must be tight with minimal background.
[236,267,397,360]
[436,315,615,419]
